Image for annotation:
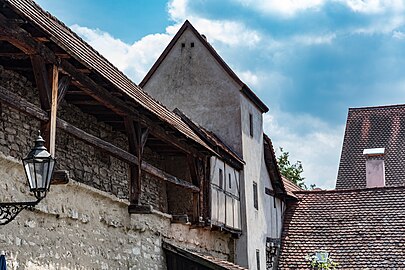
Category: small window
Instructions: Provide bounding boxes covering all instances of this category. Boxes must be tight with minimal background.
[219,168,223,189]
[191,42,194,47]
[253,182,258,210]
[249,113,254,137]
[229,173,232,189]
[181,43,185,48]
[256,249,261,270]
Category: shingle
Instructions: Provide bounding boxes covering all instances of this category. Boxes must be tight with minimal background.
[337,104,405,189]
[278,186,405,269]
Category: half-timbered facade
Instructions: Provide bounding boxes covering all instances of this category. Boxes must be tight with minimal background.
[141,20,287,270]
[0,1,244,269]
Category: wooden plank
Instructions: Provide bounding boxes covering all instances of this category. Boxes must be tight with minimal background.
[51,170,69,185]
[49,64,58,156]
[124,118,139,204]
[0,17,205,157]
[0,85,199,192]
[30,54,51,110]
[57,75,71,105]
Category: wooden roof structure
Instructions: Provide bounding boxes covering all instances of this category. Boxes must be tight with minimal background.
[0,0,213,155]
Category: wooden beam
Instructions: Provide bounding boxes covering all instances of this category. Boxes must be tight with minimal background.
[0,15,205,157]
[0,85,199,192]
[57,75,71,105]
[30,54,51,110]
[49,64,58,156]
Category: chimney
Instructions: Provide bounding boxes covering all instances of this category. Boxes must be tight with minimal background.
[363,148,385,188]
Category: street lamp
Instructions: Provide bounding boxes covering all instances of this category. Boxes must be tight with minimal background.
[0,132,56,225]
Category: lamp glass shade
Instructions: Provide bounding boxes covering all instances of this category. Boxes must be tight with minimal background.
[22,133,55,199]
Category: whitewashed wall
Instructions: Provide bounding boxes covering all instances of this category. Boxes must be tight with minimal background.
[0,154,232,270]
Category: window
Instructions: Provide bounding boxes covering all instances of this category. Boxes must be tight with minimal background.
[253,182,258,210]
[256,249,261,270]
[191,42,195,47]
[266,238,281,270]
[219,168,223,189]
[228,173,232,189]
[249,113,254,137]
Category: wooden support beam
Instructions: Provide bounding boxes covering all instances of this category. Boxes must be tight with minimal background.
[0,16,205,157]
[30,54,51,110]
[124,118,149,204]
[188,156,200,223]
[0,85,199,192]
[57,75,71,105]
[49,64,58,156]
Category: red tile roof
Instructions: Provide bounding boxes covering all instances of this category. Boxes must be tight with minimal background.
[278,186,405,269]
[337,104,405,189]
[139,20,269,113]
[263,134,286,196]
[282,176,303,199]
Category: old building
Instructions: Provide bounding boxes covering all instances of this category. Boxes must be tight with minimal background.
[279,104,405,269]
[140,20,287,270]
[0,0,249,269]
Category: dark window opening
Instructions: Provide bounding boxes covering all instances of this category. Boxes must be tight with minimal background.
[253,182,258,210]
[191,42,194,47]
[266,238,281,270]
[219,168,223,189]
[256,249,261,270]
[229,173,232,189]
[249,113,254,137]
[181,43,185,48]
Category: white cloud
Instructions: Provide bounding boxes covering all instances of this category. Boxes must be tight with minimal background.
[234,0,325,17]
[264,109,344,189]
[71,24,173,83]
[167,0,262,47]
[292,33,336,45]
[393,30,405,39]
[338,0,404,14]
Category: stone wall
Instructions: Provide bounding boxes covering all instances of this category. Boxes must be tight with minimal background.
[0,66,171,206]
[0,155,232,270]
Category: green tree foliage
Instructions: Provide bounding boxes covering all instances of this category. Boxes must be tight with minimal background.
[277,147,308,189]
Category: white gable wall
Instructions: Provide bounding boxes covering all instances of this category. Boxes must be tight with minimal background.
[142,28,243,155]
[142,24,284,269]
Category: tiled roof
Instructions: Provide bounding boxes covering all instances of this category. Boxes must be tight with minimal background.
[174,109,245,169]
[5,0,212,152]
[282,176,303,199]
[139,20,269,113]
[263,134,286,196]
[336,104,405,189]
[163,242,247,270]
[278,186,405,269]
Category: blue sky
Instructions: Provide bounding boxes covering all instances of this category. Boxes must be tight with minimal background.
[36,0,405,189]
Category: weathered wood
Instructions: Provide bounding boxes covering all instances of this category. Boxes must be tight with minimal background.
[188,156,200,223]
[0,85,48,121]
[0,16,204,157]
[30,54,51,110]
[124,118,140,204]
[0,85,199,192]
[57,75,71,105]
[128,204,153,214]
[51,170,69,185]
[49,64,58,156]
[124,118,150,204]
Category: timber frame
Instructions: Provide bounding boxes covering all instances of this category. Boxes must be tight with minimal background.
[0,0,215,223]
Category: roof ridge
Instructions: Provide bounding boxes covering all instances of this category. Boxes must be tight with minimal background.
[349,103,405,111]
[295,184,405,194]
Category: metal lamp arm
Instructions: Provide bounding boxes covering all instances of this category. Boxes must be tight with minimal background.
[0,199,41,225]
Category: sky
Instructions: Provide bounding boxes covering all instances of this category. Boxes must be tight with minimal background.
[36,0,405,189]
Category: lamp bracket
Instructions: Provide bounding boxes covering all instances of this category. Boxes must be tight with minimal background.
[0,199,40,225]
